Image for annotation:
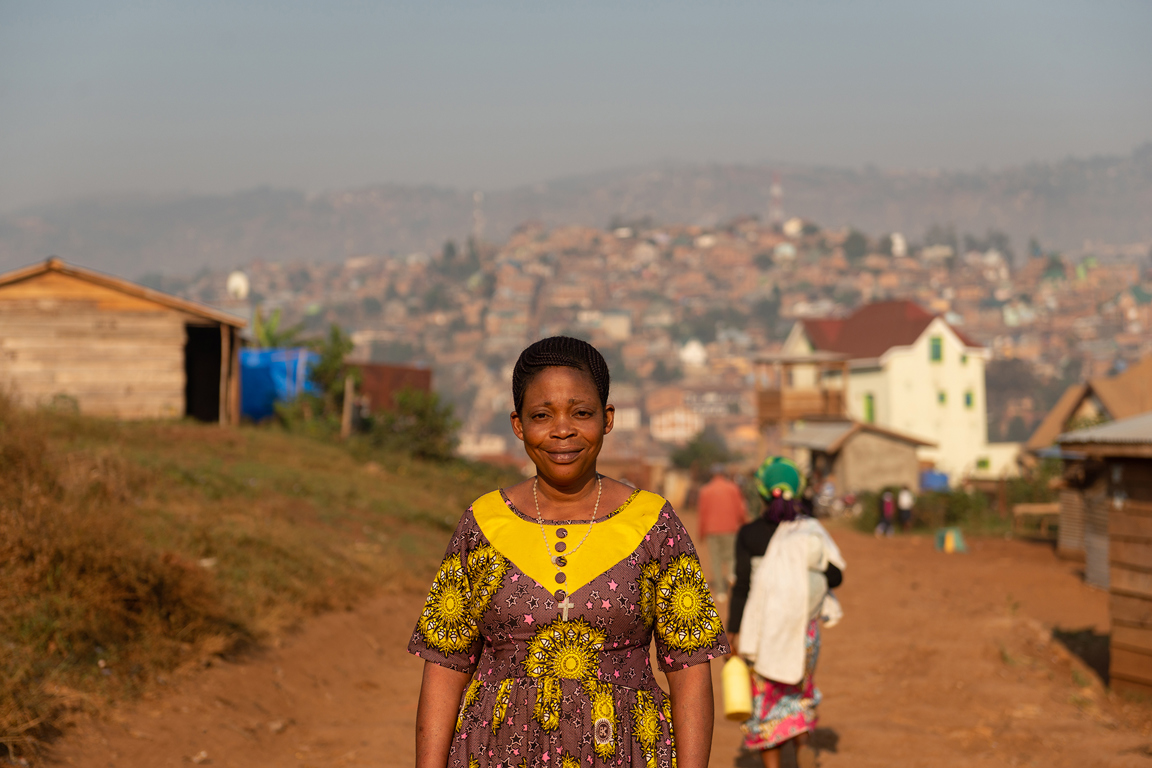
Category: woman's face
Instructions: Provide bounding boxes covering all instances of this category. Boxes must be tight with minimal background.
[511,366,614,489]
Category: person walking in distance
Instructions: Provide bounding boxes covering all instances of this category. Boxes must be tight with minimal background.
[697,464,747,604]
[876,491,896,537]
[728,457,845,768]
[897,485,915,532]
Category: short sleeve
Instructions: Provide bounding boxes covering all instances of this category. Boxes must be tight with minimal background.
[407,508,485,672]
[648,504,730,672]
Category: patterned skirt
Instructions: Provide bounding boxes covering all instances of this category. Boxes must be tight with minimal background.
[740,619,822,751]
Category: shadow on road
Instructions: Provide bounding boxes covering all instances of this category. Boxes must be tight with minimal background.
[733,728,839,767]
[1052,627,1110,685]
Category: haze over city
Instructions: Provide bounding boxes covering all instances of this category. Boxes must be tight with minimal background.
[2,0,1150,213]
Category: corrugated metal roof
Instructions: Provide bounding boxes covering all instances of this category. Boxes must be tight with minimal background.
[783,422,856,451]
[0,258,247,328]
[784,419,936,452]
[1057,410,1152,445]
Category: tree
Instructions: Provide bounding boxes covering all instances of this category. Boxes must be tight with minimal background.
[923,223,958,253]
[877,234,894,256]
[309,323,357,417]
[843,230,868,263]
[1005,416,1030,442]
[985,229,1014,264]
[1029,237,1043,259]
[1043,254,1066,281]
[252,306,303,348]
[751,294,780,334]
[670,426,732,477]
[361,296,383,316]
[985,359,1041,441]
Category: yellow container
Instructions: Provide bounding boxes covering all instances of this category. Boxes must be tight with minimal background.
[721,656,753,721]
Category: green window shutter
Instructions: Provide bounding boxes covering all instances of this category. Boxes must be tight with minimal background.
[930,336,943,362]
[864,393,875,424]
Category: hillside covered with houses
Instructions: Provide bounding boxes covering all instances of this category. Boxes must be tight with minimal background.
[131,213,1152,487]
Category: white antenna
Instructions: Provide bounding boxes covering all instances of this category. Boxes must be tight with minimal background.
[769,171,784,227]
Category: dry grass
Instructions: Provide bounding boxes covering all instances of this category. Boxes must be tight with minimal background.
[0,395,515,759]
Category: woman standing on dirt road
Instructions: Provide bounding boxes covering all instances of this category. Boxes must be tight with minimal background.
[727,457,846,768]
[410,336,728,768]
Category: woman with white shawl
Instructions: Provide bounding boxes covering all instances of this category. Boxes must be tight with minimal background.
[727,457,845,768]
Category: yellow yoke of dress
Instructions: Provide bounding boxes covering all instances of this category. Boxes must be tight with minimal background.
[470,488,665,595]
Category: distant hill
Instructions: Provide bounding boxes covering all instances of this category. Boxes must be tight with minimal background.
[2,144,1150,277]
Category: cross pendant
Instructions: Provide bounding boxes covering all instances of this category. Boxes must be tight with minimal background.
[558,596,576,621]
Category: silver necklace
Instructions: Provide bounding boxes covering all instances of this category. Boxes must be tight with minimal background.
[534,474,602,566]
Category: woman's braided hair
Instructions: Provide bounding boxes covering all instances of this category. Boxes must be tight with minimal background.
[512,336,611,415]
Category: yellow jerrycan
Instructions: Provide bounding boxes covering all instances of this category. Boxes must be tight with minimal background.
[722,656,753,721]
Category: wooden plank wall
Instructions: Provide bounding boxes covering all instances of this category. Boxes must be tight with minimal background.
[0,275,187,419]
[1085,491,1111,589]
[1110,493,1152,695]
[1058,489,1086,560]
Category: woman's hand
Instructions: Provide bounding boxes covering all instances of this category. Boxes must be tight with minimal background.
[727,632,739,659]
[415,661,472,768]
[665,662,715,768]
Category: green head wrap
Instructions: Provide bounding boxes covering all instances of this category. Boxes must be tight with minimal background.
[754,456,804,500]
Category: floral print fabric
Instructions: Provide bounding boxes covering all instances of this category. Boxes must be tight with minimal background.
[408,491,728,768]
[741,618,821,751]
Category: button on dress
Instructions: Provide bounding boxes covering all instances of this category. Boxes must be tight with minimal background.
[408,489,729,768]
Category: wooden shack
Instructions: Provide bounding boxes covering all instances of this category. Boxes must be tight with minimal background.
[1058,412,1152,694]
[1031,355,1152,562]
[0,258,246,424]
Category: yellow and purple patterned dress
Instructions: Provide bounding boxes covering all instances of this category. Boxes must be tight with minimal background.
[408,488,728,768]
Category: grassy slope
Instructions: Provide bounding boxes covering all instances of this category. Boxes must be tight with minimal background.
[0,399,515,758]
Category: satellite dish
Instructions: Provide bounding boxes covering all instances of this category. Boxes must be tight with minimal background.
[226,271,250,300]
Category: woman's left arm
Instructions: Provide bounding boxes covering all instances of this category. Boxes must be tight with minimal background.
[665,663,714,768]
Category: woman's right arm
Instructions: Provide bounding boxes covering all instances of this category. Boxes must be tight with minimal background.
[825,562,843,589]
[415,661,472,768]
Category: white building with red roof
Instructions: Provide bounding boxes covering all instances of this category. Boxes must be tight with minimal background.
[782,300,1010,481]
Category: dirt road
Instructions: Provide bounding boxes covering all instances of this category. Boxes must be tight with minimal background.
[50,523,1152,768]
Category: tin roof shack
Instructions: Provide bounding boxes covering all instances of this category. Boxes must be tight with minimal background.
[1057,412,1152,695]
[783,419,935,495]
[1028,356,1152,453]
[0,259,245,424]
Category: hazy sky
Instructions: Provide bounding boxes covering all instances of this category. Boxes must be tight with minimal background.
[2,1,1150,212]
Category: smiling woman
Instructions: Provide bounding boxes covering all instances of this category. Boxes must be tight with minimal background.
[410,336,727,768]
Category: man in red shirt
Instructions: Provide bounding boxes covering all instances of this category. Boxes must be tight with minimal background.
[697,464,748,602]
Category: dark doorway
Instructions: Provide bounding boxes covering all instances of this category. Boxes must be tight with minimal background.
[1053,627,1110,685]
[185,325,221,422]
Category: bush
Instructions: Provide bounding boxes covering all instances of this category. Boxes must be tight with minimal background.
[365,388,460,461]
[272,323,357,439]
[274,392,340,439]
[853,486,1007,535]
[0,396,245,758]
